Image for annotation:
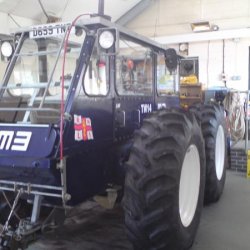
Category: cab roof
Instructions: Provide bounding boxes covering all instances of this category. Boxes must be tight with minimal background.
[13,16,167,52]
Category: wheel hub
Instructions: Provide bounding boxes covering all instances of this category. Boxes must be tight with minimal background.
[215,125,225,181]
[179,144,200,228]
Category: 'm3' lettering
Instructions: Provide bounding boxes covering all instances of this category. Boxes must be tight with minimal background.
[0,131,32,151]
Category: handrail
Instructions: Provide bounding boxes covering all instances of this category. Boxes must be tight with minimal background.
[39,30,68,109]
[0,107,60,113]
[0,180,63,198]
[15,47,81,57]
[0,82,70,89]
[1,83,48,89]
[15,49,59,57]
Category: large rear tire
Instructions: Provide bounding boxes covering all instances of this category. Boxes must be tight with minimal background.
[123,109,205,250]
[190,103,227,204]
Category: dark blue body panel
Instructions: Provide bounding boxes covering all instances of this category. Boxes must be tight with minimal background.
[64,97,114,154]
[0,125,58,168]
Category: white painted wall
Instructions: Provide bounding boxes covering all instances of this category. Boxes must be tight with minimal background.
[165,38,250,91]
[183,38,250,91]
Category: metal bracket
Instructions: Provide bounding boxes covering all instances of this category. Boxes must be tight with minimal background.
[115,110,126,127]
[64,112,72,121]
[31,195,43,224]
[57,158,71,206]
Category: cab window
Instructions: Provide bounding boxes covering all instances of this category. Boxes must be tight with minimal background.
[157,53,176,95]
[83,44,109,96]
[116,37,153,96]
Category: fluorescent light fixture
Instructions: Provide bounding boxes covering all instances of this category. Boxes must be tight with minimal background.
[191,21,211,32]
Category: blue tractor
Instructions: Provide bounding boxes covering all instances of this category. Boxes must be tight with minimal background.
[0,7,227,250]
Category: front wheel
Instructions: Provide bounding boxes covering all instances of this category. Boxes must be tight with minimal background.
[123,109,205,250]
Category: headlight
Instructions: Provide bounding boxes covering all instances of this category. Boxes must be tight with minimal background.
[1,41,13,58]
[98,30,114,49]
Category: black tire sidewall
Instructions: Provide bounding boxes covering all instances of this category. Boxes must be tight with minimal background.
[205,105,227,202]
[190,103,227,203]
[123,109,206,250]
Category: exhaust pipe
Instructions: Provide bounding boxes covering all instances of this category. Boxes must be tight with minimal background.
[98,0,104,16]
[97,0,111,20]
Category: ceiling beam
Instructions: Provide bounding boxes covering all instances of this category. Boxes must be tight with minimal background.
[115,0,153,26]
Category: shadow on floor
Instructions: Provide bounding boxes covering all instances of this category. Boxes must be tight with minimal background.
[28,171,250,250]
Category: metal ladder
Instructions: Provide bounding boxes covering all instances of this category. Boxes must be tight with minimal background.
[0,27,70,124]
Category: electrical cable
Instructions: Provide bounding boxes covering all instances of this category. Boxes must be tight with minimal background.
[153,0,160,39]
[60,13,91,161]
[222,39,227,87]
[206,40,210,88]
[8,13,21,27]
[37,0,50,22]
[60,0,71,19]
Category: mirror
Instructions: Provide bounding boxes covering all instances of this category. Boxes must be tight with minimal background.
[165,48,178,73]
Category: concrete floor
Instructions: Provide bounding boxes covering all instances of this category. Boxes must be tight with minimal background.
[27,170,250,250]
[192,170,250,250]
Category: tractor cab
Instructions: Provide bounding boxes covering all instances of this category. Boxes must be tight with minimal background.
[0,16,180,246]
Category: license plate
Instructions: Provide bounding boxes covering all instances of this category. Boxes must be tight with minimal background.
[29,22,71,39]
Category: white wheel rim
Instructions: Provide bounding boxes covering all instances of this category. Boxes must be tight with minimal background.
[215,125,225,180]
[179,145,200,228]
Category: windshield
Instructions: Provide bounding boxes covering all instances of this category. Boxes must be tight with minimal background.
[0,24,86,124]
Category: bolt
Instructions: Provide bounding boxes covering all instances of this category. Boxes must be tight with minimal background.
[64,193,71,201]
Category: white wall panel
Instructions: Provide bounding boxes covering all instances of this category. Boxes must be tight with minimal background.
[168,39,250,91]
